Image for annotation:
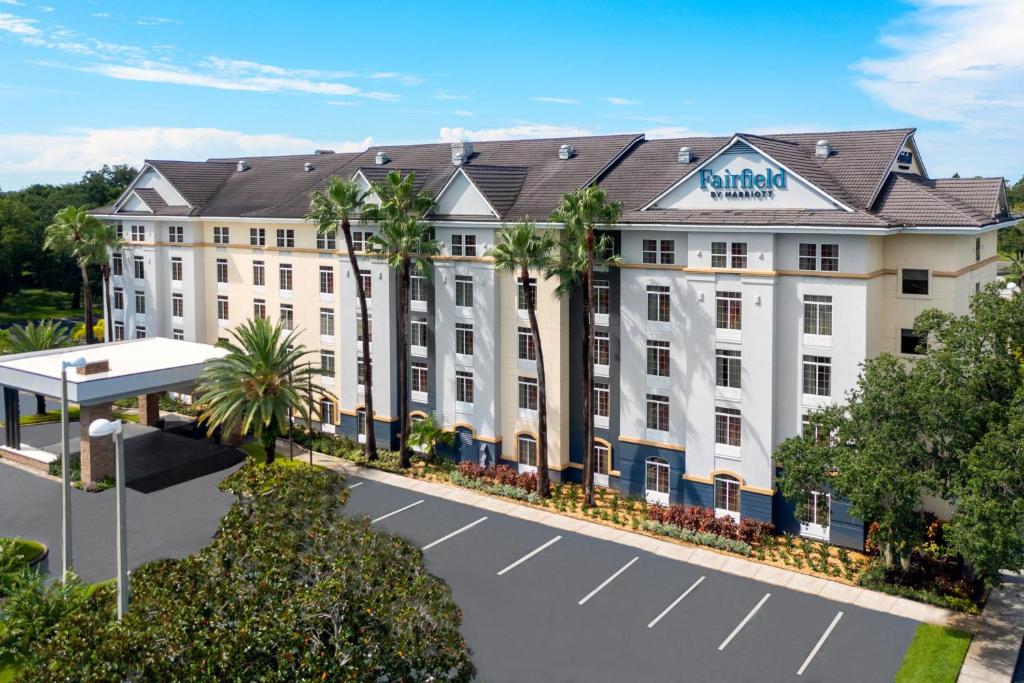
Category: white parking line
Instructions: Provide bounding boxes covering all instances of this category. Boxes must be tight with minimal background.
[797,611,843,676]
[496,536,562,576]
[578,556,639,606]
[371,499,424,523]
[647,575,706,628]
[348,482,364,489]
[422,516,488,551]
[718,592,771,651]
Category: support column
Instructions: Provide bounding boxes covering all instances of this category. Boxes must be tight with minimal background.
[80,402,114,484]
[3,387,21,448]
[137,393,160,427]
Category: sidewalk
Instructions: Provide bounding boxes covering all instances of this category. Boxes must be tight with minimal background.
[287,443,976,633]
[959,572,1024,683]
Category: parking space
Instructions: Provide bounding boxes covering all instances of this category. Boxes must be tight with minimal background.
[342,476,918,683]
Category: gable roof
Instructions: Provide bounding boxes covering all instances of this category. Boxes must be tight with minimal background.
[873,174,1006,227]
[131,188,167,213]
[146,160,236,209]
[458,164,529,217]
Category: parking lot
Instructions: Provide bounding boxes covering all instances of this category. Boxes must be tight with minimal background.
[343,475,918,683]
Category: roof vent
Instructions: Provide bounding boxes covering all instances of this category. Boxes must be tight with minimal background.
[375,151,390,165]
[236,160,250,172]
[314,149,334,155]
[304,162,314,172]
[451,140,474,166]
[678,146,693,163]
[815,139,831,159]
[558,144,575,160]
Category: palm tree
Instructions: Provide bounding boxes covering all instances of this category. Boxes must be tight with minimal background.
[409,413,455,463]
[487,220,558,497]
[306,177,378,458]
[195,317,327,465]
[999,222,1024,288]
[4,320,71,414]
[363,171,439,468]
[549,187,621,508]
[88,223,123,342]
[44,207,104,344]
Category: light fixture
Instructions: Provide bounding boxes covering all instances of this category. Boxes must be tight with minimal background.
[62,356,87,370]
[88,417,128,619]
[58,355,88,583]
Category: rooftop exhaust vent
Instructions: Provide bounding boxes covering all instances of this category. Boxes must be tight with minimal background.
[558,144,575,160]
[451,141,474,166]
[236,160,250,172]
[815,139,831,159]
[304,162,314,172]
[678,146,693,163]
[314,149,334,155]
[375,151,390,165]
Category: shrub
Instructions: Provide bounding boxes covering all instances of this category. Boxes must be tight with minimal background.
[449,471,540,505]
[646,503,774,544]
[642,521,753,556]
[738,518,774,545]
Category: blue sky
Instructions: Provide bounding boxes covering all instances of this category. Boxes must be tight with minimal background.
[0,0,1021,190]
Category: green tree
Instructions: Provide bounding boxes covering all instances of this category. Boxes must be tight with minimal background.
[549,187,621,507]
[362,171,440,468]
[998,221,1024,287]
[488,220,558,497]
[1005,175,1024,212]
[43,207,104,344]
[89,222,122,341]
[409,413,455,463]
[306,178,377,458]
[3,320,71,414]
[195,317,327,465]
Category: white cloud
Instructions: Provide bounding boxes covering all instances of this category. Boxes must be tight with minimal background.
[84,62,367,96]
[0,1,25,6]
[137,16,181,26]
[0,11,39,35]
[439,124,594,143]
[645,126,698,139]
[453,109,474,117]
[433,90,468,100]
[604,97,639,106]
[0,127,373,177]
[530,96,580,105]
[39,5,54,12]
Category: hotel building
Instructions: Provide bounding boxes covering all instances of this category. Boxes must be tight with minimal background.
[92,128,1014,548]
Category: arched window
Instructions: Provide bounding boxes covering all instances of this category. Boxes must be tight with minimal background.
[645,457,670,505]
[320,399,336,434]
[714,475,741,522]
[594,442,611,488]
[517,434,537,472]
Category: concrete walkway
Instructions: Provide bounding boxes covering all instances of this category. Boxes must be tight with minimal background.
[959,573,1024,683]
[287,444,976,632]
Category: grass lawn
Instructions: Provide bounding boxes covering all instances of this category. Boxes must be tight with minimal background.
[895,624,972,683]
[0,537,46,565]
[0,654,18,683]
[241,442,309,468]
[0,288,94,326]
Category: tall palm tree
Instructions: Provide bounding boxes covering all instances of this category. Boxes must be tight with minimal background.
[549,187,621,507]
[306,177,378,458]
[487,220,557,497]
[44,207,104,344]
[363,171,439,468]
[195,317,327,465]
[4,320,71,414]
[88,223,123,343]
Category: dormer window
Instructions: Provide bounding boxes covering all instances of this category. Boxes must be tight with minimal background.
[451,234,477,257]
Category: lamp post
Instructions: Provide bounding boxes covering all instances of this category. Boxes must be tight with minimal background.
[87,417,128,619]
[59,356,87,583]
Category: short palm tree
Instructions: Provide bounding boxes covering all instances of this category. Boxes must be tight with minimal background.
[4,320,71,414]
[306,177,377,458]
[488,220,557,497]
[363,171,439,468]
[549,187,621,508]
[409,413,454,463]
[195,317,328,465]
[44,206,105,345]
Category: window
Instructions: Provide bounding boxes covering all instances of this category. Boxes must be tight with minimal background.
[252,260,265,287]
[646,393,669,432]
[975,237,982,262]
[352,231,373,252]
[645,457,669,498]
[712,242,727,268]
[279,264,293,291]
[593,331,610,368]
[456,322,474,356]
[594,382,610,418]
[642,239,675,265]
[517,279,537,312]
[799,491,830,529]
[594,279,610,316]
[319,266,334,294]
[410,275,427,304]
[253,299,266,319]
[518,327,536,361]
[113,321,125,341]
[359,269,372,299]
[803,295,833,336]
[134,291,146,315]
[213,226,229,244]
[518,376,538,411]
[802,355,832,396]
[730,242,748,269]
[133,256,145,280]
[901,268,929,296]
[216,295,229,321]
[320,350,335,376]
[716,291,742,330]
[711,241,747,268]
[646,339,670,377]
[130,224,145,241]
[802,414,828,444]
[316,229,336,251]
[167,225,183,243]
[112,253,123,276]
[410,317,428,349]
[320,308,335,337]
[594,443,611,475]
[356,310,372,343]
[115,225,123,240]
[714,476,740,514]
[216,258,228,284]
[170,257,182,282]
[900,329,927,355]
[455,275,474,308]
[451,234,477,257]
[280,304,293,330]
[320,399,336,426]
[517,434,537,467]
[113,288,124,310]
[250,227,266,246]
[357,358,370,387]
[456,370,474,405]
[715,406,742,446]
[799,243,839,271]
[411,361,428,396]
[799,243,816,271]
[821,244,839,272]
[172,293,183,318]
[356,410,367,441]
[276,229,295,248]
[172,329,184,341]
[647,285,670,323]
[135,325,146,339]
[716,349,741,389]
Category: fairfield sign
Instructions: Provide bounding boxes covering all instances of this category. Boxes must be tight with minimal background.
[699,167,787,199]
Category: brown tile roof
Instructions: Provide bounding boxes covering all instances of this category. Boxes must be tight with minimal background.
[622,208,890,228]
[146,160,236,209]
[930,177,1008,219]
[460,164,529,217]
[131,188,167,212]
[874,174,997,226]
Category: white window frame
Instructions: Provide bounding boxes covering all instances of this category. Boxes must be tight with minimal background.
[250,227,266,247]
[410,317,428,357]
[645,393,669,438]
[594,443,611,488]
[517,434,538,473]
[594,382,610,429]
[455,275,474,313]
[319,307,335,341]
[411,361,429,403]
[799,491,831,541]
[518,376,538,420]
[802,294,833,347]
[594,278,610,326]
[714,475,741,522]
[455,322,474,364]
[645,456,670,506]
[593,330,610,377]
[319,265,334,296]
[216,295,229,324]
[456,370,474,413]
